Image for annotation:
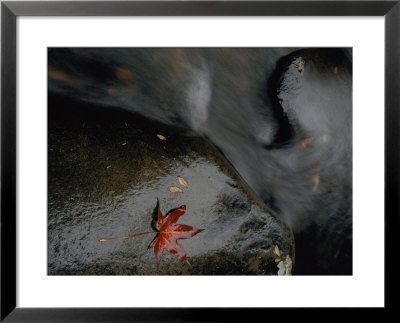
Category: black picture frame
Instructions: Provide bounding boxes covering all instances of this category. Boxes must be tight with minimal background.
[1,1,398,321]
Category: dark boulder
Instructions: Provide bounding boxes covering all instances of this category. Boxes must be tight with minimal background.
[48,97,294,275]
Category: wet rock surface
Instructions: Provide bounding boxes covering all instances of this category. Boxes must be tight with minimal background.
[48,96,294,275]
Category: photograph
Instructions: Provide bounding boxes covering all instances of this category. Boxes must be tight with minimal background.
[2,0,396,318]
[47,47,352,276]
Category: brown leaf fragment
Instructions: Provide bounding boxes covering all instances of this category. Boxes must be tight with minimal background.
[168,186,183,194]
[48,68,72,81]
[293,62,303,72]
[274,245,281,257]
[178,176,189,188]
[312,173,320,192]
[157,134,167,140]
[300,138,312,148]
[334,66,338,74]
[115,67,133,82]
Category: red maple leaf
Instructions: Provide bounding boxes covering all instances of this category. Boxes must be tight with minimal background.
[99,200,203,269]
[148,200,203,268]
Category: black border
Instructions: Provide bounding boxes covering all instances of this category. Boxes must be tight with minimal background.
[1,1,398,321]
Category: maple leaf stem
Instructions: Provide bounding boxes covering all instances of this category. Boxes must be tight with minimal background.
[99,231,154,242]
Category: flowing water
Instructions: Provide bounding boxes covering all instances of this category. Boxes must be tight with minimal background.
[48,48,352,274]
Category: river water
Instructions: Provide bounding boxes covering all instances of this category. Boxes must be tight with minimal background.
[48,48,352,274]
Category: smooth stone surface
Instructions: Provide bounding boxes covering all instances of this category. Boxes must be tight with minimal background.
[48,97,294,275]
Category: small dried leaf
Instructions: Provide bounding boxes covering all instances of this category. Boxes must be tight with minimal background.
[293,63,303,72]
[178,176,189,188]
[48,68,71,81]
[312,173,320,192]
[157,134,167,140]
[168,186,183,194]
[115,67,133,82]
[300,138,312,148]
[274,245,281,257]
[334,66,338,74]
